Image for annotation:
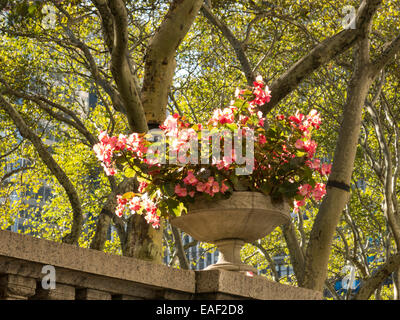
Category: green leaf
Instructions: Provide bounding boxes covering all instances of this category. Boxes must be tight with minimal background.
[163,182,175,197]
[166,198,183,217]
[124,166,136,178]
[295,150,307,157]
[225,123,238,131]
[28,5,36,15]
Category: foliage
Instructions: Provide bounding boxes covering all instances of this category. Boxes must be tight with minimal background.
[0,0,399,299]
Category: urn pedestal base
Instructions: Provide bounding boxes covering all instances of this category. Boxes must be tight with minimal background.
[204,239,257,273]
[170,192,290,273]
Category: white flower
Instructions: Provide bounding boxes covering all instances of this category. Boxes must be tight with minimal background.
[255,75,263,83]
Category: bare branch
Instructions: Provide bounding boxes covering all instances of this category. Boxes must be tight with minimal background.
[371,33,400,75]
[201,3,255,85]
[281,221,306,285]
[171,226,190,270]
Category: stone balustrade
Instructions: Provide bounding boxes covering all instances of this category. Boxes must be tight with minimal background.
[0,230,321,300]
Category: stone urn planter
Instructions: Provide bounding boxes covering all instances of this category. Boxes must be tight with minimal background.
[170,191,291,273]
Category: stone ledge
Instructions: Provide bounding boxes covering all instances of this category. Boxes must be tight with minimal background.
[0,230,195,294]
[195,270,322,300]
[0,230,322,300]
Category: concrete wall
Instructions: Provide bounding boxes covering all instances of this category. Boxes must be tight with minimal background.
[0,230,322,300]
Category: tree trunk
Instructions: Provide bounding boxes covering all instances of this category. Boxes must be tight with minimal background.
[393,268,400,300]
[302,35,374,291]
[123,214,163,264]
[122,0,203,262]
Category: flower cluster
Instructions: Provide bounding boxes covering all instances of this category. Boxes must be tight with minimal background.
[93,76,331,227]
[115,194,160,228]
[93,131,148,176]
[175,172,230,198]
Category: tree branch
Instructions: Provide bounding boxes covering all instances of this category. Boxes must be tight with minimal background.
[103,0,147,133]
[251,241,280,281]
[201,3,255,85]
[90,177,137,251]
[0,95,83,245]
[371,33,400,75]
[281,221,306,285]
[260,0,383,114]
[354,252,400,300]
[171,226,190,270]
[140,0,203,125]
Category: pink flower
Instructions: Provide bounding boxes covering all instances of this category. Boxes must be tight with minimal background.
[215,160,225,170]
[312,183,326,201]
[295,139,304,149]
[293,199,306,213]
[223,153,235,165]
[183,171,198,186]
[303,140,317,158]
[258,134,267,145]
[235,88,246,99]
[240,115,249,125]
[126,133,147,157]
[115,134,127,151]
[209,109,223,126]
[138,181,149,193]
[145,211,160,229]
[255,75,264,84]
[308,158,321,170]
[209,108,235,126]
[320,163,332,176]
[98,131,110,144]
[249,77,271,105]
[257,111,265,127]
[229,102,237,113]
[298,184,312,197]
[143,199,157,216]
[129,197,142,212]
[289,112,304,124]
[212,181,219,194]
[265,85,271,97]
[178,128,197,142]
[307,109,321,129]
[221,108,235,124]
[117,195,127,206]
[115,206,124,217]
[235,88,240,98]
[101,163,116,176]
[220,181,229,193]
[93,134,115,167]
[115,195,128,217]
[251,87,270,105]
[200,177,217,196]
[175,184,188,197]
[188,190,195,197]
[161,115,178,132]
[196,182,207,192]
